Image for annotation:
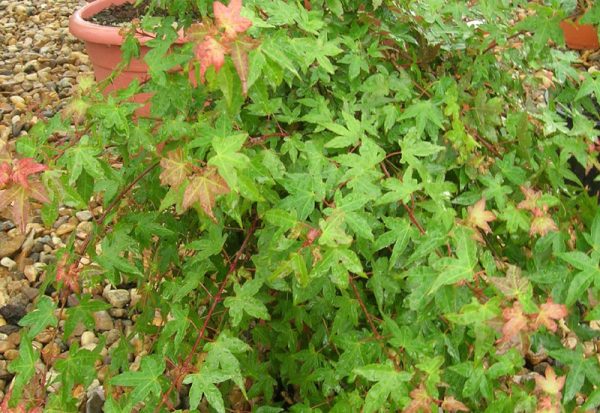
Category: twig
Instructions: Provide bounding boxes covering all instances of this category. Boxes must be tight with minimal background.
[379,163,426,235]
[76,161,160,257]
[155,216,259,412]
[349,276,382,341]
[482,31,525,54]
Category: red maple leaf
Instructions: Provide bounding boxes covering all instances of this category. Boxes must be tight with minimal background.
[499,301,529,343]
[195,35,228,80]
[11,158,47,188]
[531,298,567,332]
[0,162,11,188]
[56,254,81,293]
[214,0,252,39]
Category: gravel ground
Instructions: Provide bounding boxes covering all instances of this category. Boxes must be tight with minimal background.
[0,0,92,141]
[0,0,114,409]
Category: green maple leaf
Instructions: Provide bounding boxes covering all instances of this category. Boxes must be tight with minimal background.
[207,133,250,191]
[319,209,353,248]
[353,364,412,413]
[428,226,478,294]
[202,333,251,395]
[8,340,39,401]
[64,295,111,339]
[312,247,363,289]
[223,280,270,327]
[157,303,189,353]
[183,370,230,413]
[376,169,422,205]
[321,111,364,148]
[54,341,103,395]
[399,100,445,139]
[19,295,58,338]
[62,136,105,185]
[516,5,564,48]
[110,355,165,405]
[557,251,600,306]
[579,3,600,25]
[374,217,414,269]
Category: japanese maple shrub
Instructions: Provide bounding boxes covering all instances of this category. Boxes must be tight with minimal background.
[4,0,600,412]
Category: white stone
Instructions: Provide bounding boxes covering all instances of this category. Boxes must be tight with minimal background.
[0,257,17,271]
[103,289,130,308]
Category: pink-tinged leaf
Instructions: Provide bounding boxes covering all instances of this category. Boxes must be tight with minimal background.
[467,197,496,234]
[8,186,30,233]
[0,186,20,216]
[403,384,433,413]
[488,265,530,299]
[441,396,470,412]
[0,162,11,188]
[532,298,567,332]
[214,0,252,39]
[159,148,191,187]
[536,396,560,413]
[11,158,47,188]
[182,166,230,220]
[56,254,81,293]
[230,36,259,95]
[499,301,529,343]
[195,36,228,80]
[27,181,50,204]
[517,186,541,211]
[535,366,565,397]
[0,182,49,233]
[530,209,558,237]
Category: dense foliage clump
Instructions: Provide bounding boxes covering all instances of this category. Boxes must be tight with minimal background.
[4,0,600,412]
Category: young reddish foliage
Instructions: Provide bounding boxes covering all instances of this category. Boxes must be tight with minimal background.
[159,148,192,187]
[499,301,529,343]
[531,298,568,332]
[441,396,470,412]
[189,0,256,92]
[182,166,230,220]
[466,197,496,242]
[214,0,252,39]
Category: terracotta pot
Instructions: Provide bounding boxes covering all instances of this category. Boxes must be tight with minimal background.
[560,19,599,50]
[69,0,191,116]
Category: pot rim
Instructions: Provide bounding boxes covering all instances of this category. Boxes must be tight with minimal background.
[69,0,186,46]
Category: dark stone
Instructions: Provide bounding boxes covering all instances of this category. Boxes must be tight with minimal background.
[85,387,105,413]
[0,304,27,324]
[0,325,21,335]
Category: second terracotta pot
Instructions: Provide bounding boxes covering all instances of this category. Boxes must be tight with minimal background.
[560,19,599,50]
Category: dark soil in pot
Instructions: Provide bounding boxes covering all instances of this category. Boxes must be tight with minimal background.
[87,0,159,27]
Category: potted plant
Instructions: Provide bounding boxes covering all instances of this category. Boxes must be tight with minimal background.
[68,0,197,115]
[560,0,600,50]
